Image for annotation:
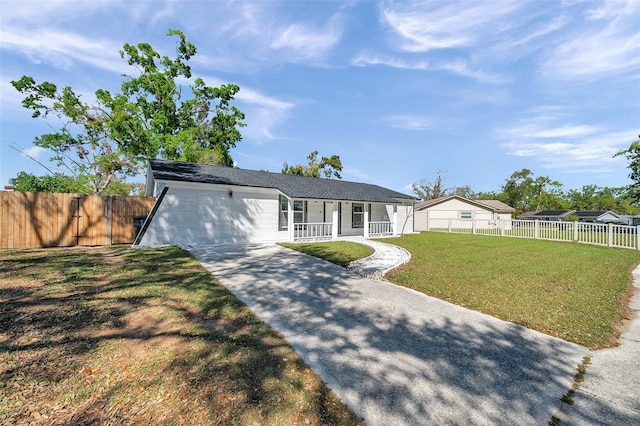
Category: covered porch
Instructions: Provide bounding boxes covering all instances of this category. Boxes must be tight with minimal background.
[279,196,408,242]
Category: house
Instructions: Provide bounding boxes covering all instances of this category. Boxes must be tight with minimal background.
[524,210,576,221]
[520,210,624,224]
[413,195,515,231]
[573,210,623,224]
[134,159,415,247]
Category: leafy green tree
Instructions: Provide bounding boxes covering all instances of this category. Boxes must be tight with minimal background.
[498,169,565,213]
[10,77,137,194]
[615,134,640,204]
[11,29,245,194]
[97,29,245,166]
[14,171,145,196]
[282,151,343,179]
[14,172,89,193]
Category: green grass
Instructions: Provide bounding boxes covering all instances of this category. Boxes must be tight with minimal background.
[290,233,640,349]
[0,246,363,425]
[280,241,374,267]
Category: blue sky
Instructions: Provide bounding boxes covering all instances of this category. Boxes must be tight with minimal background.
[1,0,638,195]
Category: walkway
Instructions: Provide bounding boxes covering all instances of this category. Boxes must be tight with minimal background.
[342,237,411,279]
[189,243,588,425]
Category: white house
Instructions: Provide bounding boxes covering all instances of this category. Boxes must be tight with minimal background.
[134,159,415,247]
[413,195,515,231]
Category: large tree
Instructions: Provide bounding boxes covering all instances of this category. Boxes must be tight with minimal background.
[412,170,452,201]
[615,134,640,204]
[11,77,137,194]
[282,151,343,179]
[11,29,245,194]
[499,169,566,213]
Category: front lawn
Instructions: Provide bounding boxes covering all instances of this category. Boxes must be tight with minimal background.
[0,246,363,425]
[294,233,640,349]
[280,241,374,267]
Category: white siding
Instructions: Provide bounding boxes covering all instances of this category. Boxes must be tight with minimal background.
[413,198,515,231]
[306,200,327,223]
[394,204,414,234]
[139,186,288,246]
[340,201,366,236]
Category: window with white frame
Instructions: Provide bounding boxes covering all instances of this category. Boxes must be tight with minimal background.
[279,195,288,230]
[293,200,305,224]
[460,211,472,220]
[279,197,306,230]
[352,203,364,228]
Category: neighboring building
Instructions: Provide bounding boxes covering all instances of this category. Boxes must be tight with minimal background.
[573,210,623,224]
[135,159,415,247]
[524,210,576,221]
[413,195,515,231]
[520,210,627,224]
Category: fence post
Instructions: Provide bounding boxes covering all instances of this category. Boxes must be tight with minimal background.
[448,218,452,233]
[637,225,640,251]
[534,220,540,239]
[105,196,113,245]
[472,218,476,235]
[573,221,579,242]
[500,220,505,236]
[608,223,613,247]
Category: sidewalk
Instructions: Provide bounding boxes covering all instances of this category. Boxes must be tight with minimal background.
[561,265,640,424]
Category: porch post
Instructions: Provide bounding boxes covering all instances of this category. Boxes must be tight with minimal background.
[364,203,370,238]
[288,198,295,242]
[332,201,339,240]
[393,205,399,236]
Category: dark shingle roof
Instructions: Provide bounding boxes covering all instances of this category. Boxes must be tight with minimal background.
[414,195,515,213]
[149,159,414,204]
[574,211,607,218]
[533,210,575,217]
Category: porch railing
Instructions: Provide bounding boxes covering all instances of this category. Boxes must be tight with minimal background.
[294,222,333,241]
[369,221,393,236]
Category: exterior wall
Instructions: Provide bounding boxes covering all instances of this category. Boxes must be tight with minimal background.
[371,203,391,221]
[414,199,500,231]
[339,201,360,236]
[138,186,288,246]
[394,204,414,234]
[306,200,327,223]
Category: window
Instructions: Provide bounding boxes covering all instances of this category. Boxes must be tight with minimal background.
[460,211,472,220]
[279,196,306,231]
[279,195,288,230]
[352,203,364,228]
[293,200,305,224]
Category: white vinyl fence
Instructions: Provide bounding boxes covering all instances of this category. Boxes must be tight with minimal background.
[424,218,640,250]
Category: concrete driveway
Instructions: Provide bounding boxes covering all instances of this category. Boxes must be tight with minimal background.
[190,243,588,425]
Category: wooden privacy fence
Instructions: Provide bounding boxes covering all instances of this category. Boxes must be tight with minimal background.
[0,191,156,248]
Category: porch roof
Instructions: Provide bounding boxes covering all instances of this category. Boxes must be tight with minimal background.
[148,159,415,204]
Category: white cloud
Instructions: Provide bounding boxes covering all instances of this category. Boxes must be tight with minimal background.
[269,14,344,60]
[380,1,523,52]
[351,52,428,69]
[499,118,633,174]
[234,87,295,142]
[23,146,47,160]
[499,124,601,139]
[0,26,128,74]
[215,3,345,65]
[542,0,640,80]
[382,115,431,131]
[434,59,509,84]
